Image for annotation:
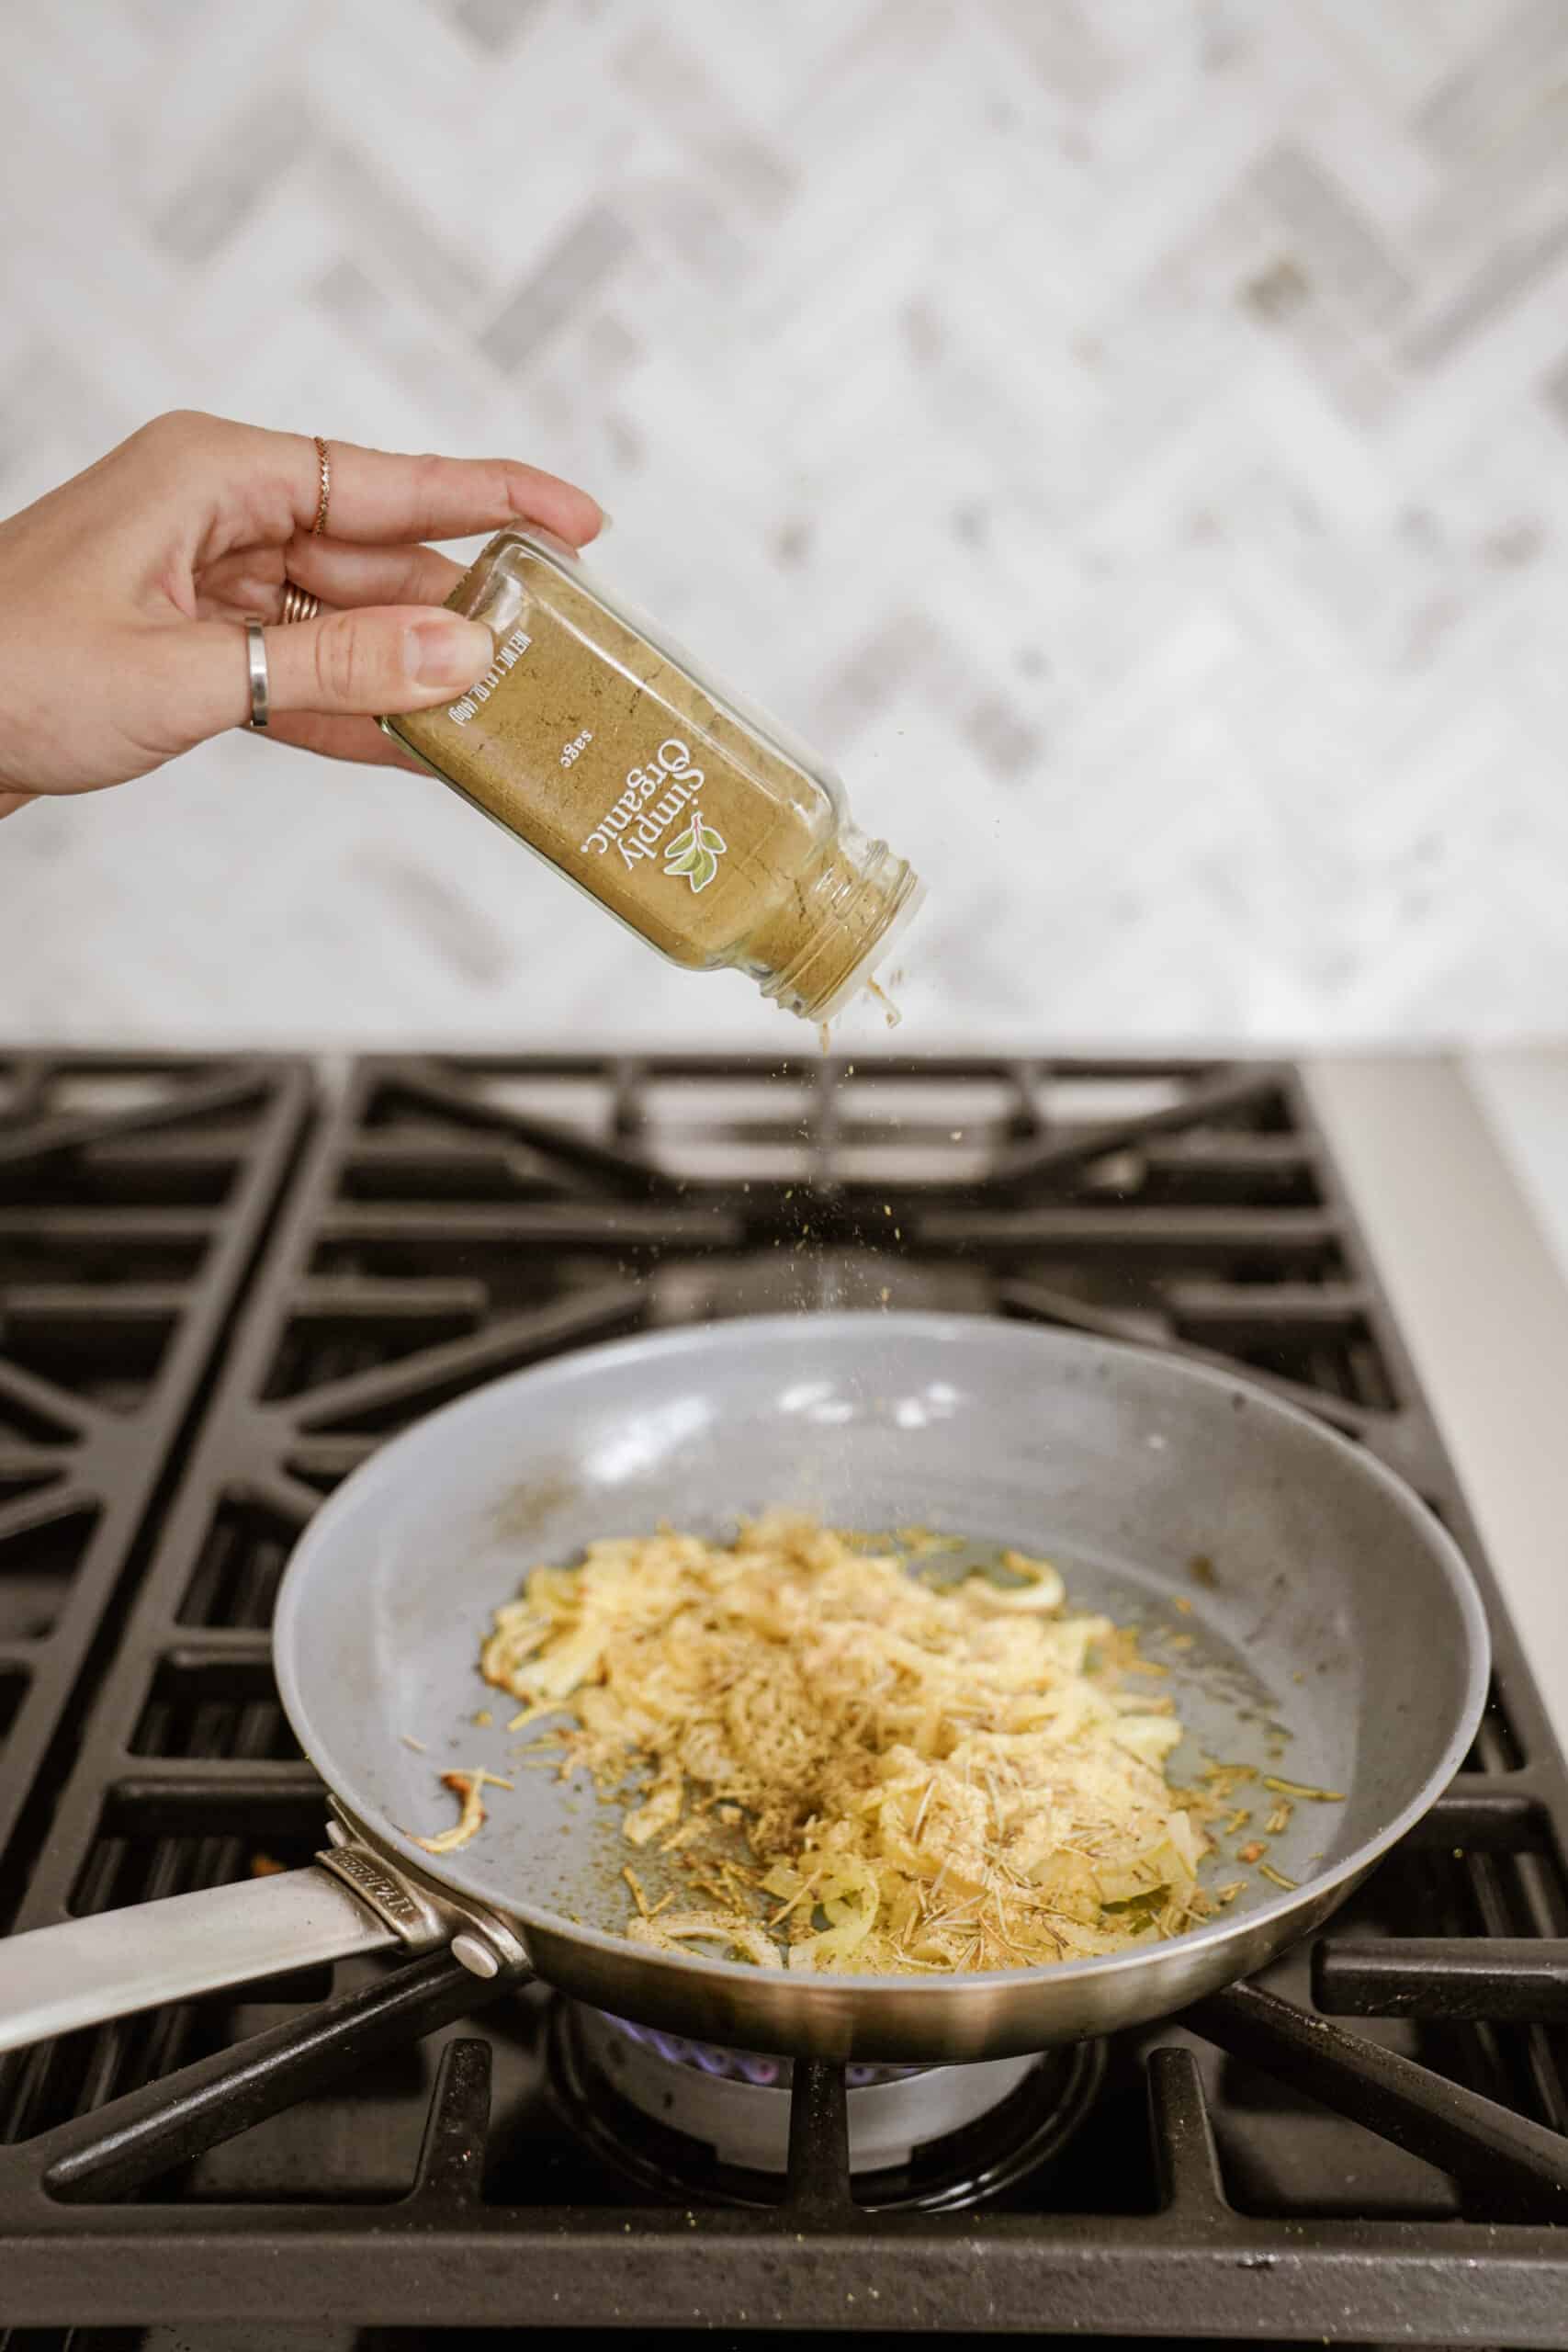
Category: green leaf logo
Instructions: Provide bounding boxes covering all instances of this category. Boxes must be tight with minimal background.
[662,810,727,893]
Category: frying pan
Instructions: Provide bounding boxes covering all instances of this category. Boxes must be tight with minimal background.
[0,1315,1488,2064]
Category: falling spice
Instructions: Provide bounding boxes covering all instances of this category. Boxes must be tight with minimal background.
[867,976,902,1029]
[384,531,922,1023]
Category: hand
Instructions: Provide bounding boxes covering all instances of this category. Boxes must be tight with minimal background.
[0,411,602,820]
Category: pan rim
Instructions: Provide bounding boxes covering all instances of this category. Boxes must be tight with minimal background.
[274,1309,1492,2004]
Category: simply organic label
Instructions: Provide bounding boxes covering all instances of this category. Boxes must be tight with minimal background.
[660,810,728,892]
[578,737,727,884]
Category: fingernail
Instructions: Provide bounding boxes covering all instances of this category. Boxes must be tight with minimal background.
[593,506,613,532]
[405,616,494,688]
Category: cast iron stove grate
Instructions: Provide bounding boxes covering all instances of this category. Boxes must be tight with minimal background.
[0,1052,1565,2346]
[0,1051,309,1898]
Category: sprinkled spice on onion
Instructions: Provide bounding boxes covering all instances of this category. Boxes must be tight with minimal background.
[480,1514,1213,1973]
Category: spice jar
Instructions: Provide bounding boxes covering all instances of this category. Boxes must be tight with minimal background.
[381,531,922,1023]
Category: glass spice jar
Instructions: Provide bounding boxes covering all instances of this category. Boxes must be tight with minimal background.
[381,530,923,1023]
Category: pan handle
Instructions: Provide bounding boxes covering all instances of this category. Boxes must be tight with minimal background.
[0,1866,401,2059]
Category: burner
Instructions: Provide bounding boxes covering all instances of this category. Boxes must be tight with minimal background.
[549,2001,1106,2210]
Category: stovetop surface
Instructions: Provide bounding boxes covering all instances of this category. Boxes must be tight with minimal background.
[0,1049,1564,2346]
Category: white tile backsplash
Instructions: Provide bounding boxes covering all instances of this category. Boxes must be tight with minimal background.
[4,0,1568,1047]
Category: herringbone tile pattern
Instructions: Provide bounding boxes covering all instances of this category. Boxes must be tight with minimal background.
[3,0,1568,1046]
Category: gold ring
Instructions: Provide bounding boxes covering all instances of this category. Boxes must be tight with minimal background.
[280,582,321,624]
[311,435,331,537]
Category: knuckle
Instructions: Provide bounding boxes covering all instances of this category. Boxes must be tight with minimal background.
[312,614,375,706]
[134,408,219,459]
[496,461,533,517]
[411,449,452,520]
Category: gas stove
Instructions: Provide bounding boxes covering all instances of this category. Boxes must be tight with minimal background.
[0,1048,1565,2343]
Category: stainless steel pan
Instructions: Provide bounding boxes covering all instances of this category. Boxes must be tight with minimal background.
[0,1314,1489,2063]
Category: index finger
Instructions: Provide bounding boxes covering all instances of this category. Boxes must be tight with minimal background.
[244,424,604,548]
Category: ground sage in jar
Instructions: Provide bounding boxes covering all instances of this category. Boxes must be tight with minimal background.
[381,530,922,1023]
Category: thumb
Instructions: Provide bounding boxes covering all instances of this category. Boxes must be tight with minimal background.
[266,606,495,718]
[169,607,496,737]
